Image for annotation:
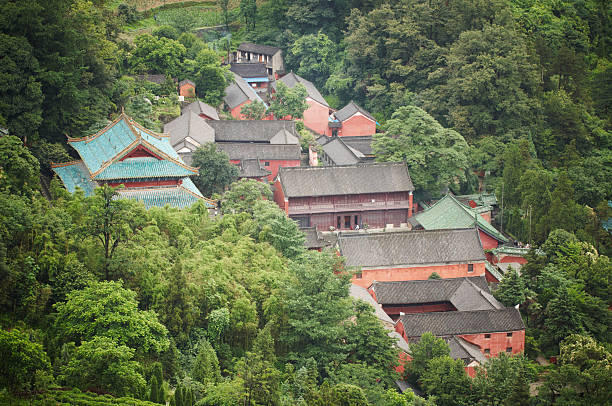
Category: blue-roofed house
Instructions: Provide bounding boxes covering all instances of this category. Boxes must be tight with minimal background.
[52,113,215,209]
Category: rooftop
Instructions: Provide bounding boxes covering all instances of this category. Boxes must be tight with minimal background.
[338,228,486,268]
[370,276,503,311]
[181,100,219,120]
[318,136,365,165]
[209,120,298,143]
[334,101,376,123]
[164,111,215,149]
[274,72,329,107]
[277,162,414,198]
[399,307,525,337]
[230,62,269,78]
[342,135,374,156]
[216,143,301,161]
[413,194,509,243]
[224,72,265,109]
[237,159,271,178]
[238,42,281,55]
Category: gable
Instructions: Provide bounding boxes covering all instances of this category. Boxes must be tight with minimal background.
[120,145,162,160]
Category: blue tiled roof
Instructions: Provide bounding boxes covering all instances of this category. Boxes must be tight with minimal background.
[69,115,185,175]
[116,181,214,209]
[52,161,97,196]
[94,157,196,180]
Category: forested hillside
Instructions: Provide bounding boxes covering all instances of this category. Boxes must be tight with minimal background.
[0,0,611,405]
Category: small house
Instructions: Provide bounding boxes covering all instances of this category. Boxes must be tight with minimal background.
[178,79,196,98]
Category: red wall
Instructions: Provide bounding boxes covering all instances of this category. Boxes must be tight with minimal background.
[230,101,250,120]
[303,99,330,135]
[338,114,376,137]
[352,262,486,288]
[273,178,288,214]
[180,84,195,97]
[459,330,525,357]
[479,230,500,250]
[499,255,528,264]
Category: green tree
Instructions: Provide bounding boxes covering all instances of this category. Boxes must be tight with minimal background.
[280,251,352,376]
[240,0,257,31]
[0,135,40,196]
[218,0,231,31]
[0,328,51,393]
[240,101,267,120]
[538,334,612,405]
[407,332,450,380]
[191,143,239,197]
[192,48,230,106]
[81,185,147,280]
[192,338,221,387]
[60,336,146,397]
[0,34,43,143]
[252,200,305,259]
[494,268,528,307]
[286,32,337,89]
[329,383,369,406]
[53,280,169,355]
[153,25,179,40]
[269,81,309,120]
[420,356,473,406]
[472,352,537,405]
[373,105,469,198]
[221,179,272,214]
[129,34,186,77]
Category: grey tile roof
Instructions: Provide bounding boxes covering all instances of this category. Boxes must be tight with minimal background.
[320,136,364,165]
[274,72,329,107]
[334,101,375,122]
[216,143,301,160]
[447,336,487,364]
[237,159,271,178]
[342,136,374,156]
[399,308,525,337]
[224,72,261,109]
[338,228,486,268]
[238,42,281,56]
[230,62,269,78]
[350,284,395,327]
[179,79,195,87]
[302,227,327,249]
[182,100,219,120]
[209,120,299,143]
[371,276,502,311]
[278,162,414,198]
[164,111,215,148]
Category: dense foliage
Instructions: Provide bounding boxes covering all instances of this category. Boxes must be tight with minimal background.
[1,0,611,404]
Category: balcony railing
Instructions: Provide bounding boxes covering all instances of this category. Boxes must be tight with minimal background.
[288,200,411,215]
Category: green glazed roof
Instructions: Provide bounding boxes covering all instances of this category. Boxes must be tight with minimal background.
[52,161,97,196]
[414,194,508,243]
[116,179,213,209]
[94,157,196,180]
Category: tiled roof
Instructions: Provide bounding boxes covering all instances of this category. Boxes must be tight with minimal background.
[342,136,374,156]
[179,79,195,87]
[278,162,414,198]
[237,159,271,178]
[51,161,97,196]
[399,308,524,337]
[230,62,269,78]
[238,42,281,55]
[181,100,219,120]
[319,136,364,165]
[456,193,498,207]
[338,228,486,268]
[414,194,508,243]
[116,178,214,209]
[350,284,395,327]
[371,276,502,311]
[334,101,375,123]
[274,72,328,107]
[165,111,215,148]
[301,227,338,249]
[68,115,186,176]
[209,120,298,143]
[224,72,264,109]
[94,157,197,180]
[446,336,487,364]
[217,143,300,161]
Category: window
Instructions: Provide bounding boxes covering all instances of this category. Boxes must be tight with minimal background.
[507,332,513,337]
[264,162,270,166]
[355,272,362,279]
[468,264,474,273]
[506,347,513,353]
[484,334,491,339]
[484,349,490,354]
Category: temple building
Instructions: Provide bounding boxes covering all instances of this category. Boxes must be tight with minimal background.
[52,113,215,209]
